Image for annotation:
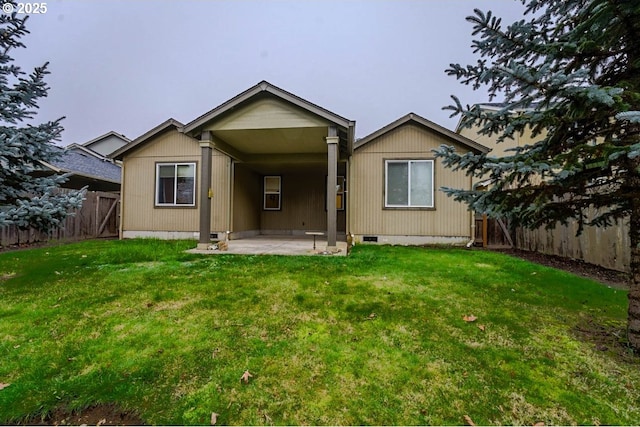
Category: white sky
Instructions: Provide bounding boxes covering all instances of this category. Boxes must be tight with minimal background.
[13,0,528,146]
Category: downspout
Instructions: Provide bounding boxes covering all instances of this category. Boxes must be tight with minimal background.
[118,158,125,239]
[467,208,475,248]
[467,174,475,248]
[347,121,356,247]
[345,155,350,240]
[348,157,356,247]
[466,177,494,248]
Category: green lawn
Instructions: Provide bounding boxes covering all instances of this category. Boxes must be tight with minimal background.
[0,239,638,425]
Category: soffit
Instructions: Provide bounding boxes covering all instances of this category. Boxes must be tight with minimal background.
[213,127,329,155]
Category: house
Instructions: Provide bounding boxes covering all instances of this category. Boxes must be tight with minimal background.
[81,131,130,157]
[350,113,488,245]
[111,81,488,251]
[39,143,122,193]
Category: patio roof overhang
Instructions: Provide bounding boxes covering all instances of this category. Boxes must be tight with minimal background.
[183,81,355,167]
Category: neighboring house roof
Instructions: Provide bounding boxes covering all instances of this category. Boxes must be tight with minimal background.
[455,102,546,133]
[475,102,543,111]
[41,145,122,186]
[183,80,353,134]
[355,112,490,153]
[65,143,109,160]
[82,131,131,156]
[110,118,184,161]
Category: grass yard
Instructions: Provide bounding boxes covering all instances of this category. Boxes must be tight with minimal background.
[0,239,638,425]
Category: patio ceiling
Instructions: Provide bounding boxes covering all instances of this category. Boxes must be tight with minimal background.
[211,126,330,155]
[236,157,336,175]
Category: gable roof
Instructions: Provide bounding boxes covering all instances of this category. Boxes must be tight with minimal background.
[454,102,546,133]
[183,80,353,134]
[82,131,130,149]
[42,146,122,184]
[66,142,109,160]
[355,112,490,153]
[110,118,184,160]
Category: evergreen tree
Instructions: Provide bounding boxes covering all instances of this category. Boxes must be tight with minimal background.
[436,0,640,349]
[0,5,84,234]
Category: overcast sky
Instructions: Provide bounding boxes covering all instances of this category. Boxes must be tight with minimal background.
[13,0,528,146]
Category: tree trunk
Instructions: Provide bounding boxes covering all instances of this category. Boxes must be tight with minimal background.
[629,179,640,351]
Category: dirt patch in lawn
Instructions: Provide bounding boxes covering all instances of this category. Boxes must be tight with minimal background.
[573,316,639,362]
[19,403,144,426]
[491,248,629,290]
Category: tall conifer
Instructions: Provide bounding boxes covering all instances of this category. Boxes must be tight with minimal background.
[436,0,640,348]
[0,4,84,233]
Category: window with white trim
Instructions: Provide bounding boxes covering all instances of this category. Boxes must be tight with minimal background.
[263,176,281,210]
[385,160,434,208]
[155,163,196,206]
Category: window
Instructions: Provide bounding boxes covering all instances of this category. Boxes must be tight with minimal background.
[156,163,196,206]
[263,176,281,210]
[385,160,434,208]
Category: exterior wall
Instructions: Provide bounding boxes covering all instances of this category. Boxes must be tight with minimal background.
[260,172,332,234]
[210,98,328,131]
[352,235,469,246]
[232,164,261,236]
[350,124,472,243]
[231,165,346,238]
[210,154,231,233]
[122,230,199,240]
[459,123,547,187]
[121,129,230,237]
[458,122,545,158]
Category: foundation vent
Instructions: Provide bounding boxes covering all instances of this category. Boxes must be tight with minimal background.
[363,236,378,242]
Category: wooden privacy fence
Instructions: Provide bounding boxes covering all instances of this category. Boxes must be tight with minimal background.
[0,190,120,247]
[514,217,630,273]
[474,214,513,248]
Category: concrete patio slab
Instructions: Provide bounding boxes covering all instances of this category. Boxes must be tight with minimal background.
[186,235,348,256]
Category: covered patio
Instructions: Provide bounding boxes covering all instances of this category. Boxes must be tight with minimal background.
[186,235,348,256]
[182,81,355,252]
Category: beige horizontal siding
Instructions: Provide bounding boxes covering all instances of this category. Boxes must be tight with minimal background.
[121,129,230,235]
[211,98,329,131]
[232,164,261,233]
[350,124,472,238]
[131,129,201,158]
[231,167,346,234]
[210,155,231,232]
[260,172,329,232]
[122,156,200,232]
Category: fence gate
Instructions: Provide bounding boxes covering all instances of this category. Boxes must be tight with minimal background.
[0,190,120,246]
[475,213,513,248]
[94,193,120,238]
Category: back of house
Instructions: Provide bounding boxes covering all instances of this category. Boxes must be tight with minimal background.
[112,81,488,252]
